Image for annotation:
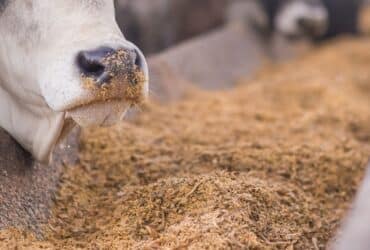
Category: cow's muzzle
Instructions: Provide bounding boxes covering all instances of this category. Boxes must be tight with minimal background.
[297,16,327,37]
[76,46,146,87]
[65,45,148,128]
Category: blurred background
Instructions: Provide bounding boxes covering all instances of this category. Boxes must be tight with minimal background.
[113,0,367,101]
[115,0,229,55]
[114,0,365,54]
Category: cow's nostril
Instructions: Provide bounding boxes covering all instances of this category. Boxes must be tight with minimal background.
[133,49,142,68]
[77,52,105,77]
[297,18,306,28]
[76,47,116,85]
[76,46,146,87]
[297,17,316,34]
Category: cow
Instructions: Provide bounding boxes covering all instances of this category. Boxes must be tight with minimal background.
[142,0,331,100]
[254,0,329,39]
[115,0,364,55]
[115,0,330,54]
[0,0,149,162]
[253,0,363,41]
[334,162,370,250]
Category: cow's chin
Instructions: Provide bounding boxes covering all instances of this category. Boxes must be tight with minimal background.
[66,99,130,127]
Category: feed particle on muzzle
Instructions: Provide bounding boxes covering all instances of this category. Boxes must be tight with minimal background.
[81,49,147,105]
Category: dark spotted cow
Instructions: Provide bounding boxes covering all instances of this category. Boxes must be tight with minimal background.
[256,0,328,39]
[256,0,364,41]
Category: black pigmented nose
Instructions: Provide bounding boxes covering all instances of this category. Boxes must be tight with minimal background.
[77,47,115,84]
[133,49,143,69]
[77,46,143,86]
[297,17,318,35]
[297,18,308,29]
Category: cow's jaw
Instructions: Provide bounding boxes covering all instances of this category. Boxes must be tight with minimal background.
[0,83,66,162]
[66,100,130,127]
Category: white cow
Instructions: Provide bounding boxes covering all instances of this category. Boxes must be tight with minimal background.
[334,163,370,250]
[0,0,149,162]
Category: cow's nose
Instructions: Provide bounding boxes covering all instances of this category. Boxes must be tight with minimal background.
[296,10,328,37]
[77,46,143,86]
[297,17,321,36]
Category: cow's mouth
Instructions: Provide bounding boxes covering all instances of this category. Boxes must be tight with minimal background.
[65,65,148,127]
[66,80,147,128]
[66,99,131,127]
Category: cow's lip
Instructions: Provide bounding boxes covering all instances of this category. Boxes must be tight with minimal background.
[61,75,148,127]
[66,97,124,112]
[65,98,131,127]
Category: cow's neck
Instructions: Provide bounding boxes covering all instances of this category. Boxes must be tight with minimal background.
[0,80,65,163]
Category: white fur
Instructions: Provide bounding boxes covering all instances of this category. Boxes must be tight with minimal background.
[0,0,149,162]
[334,165,370,250]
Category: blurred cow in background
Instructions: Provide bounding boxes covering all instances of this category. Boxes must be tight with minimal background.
[115,0,364,55]
[239,0,364,41]
[259,0,328,39]
[125,0,330,100]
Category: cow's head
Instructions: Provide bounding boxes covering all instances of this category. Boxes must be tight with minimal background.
[257,0,329,39]
[0,0,149,162]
